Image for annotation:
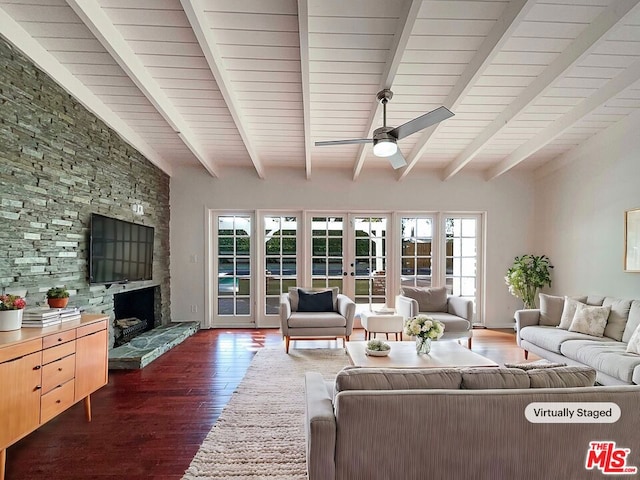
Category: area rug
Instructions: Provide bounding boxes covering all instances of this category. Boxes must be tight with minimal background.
[182,347,350,479]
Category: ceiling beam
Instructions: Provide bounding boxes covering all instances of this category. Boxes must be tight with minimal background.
[398,0,534,181]
[351,0,422,181]
[66,0,218,177]
[486,59,640,180]
[0,6,173,176]
[298,0,312,180]
[442,0,640,181]
[181,0,265,179]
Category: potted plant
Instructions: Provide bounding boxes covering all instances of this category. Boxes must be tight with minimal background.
[46,287,70,308]
[365,339,391,356]
[0,294,27,331]
[505,254,553,309]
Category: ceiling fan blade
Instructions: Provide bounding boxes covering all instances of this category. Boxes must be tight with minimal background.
[315,138,372,146]
[389,106,454,140]
[387,149,407,170]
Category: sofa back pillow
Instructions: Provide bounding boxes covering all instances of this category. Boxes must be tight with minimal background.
[460,368,529,389]
[558,297,585,330]
[602,297,632,341]
[625,323,640,355]
[527,366,597,388]
[334,367,462,395]
[400,286,448,312]
[297,289,335,312]
[288,286,338,312]
[568,304,611,337]
[622,300,640,343]
[539,293,564,326]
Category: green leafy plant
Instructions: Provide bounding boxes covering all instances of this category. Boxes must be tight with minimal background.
[46,287,69,299]
[366,339,390,351]
[505,255,553,309]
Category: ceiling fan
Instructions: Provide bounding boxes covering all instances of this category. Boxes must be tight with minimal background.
[314,89,454,169]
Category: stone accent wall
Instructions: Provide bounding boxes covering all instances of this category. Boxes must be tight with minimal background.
[0,36,171,347]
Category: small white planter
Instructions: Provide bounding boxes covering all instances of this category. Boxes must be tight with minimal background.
[0,309,23,331]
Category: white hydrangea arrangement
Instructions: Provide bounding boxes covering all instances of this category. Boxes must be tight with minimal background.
[404,314,445,341]
[366,339,390,351]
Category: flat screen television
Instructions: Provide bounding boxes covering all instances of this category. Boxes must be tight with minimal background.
[89,213,154,284]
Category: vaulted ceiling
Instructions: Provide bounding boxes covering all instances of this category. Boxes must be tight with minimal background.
[1,0,639,181]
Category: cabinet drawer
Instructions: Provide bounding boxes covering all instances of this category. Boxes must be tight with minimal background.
[41,354,76,394]
[0,338,42,364]
[77,319,107,338]
[42,340,76,365]
[40,379,75,424]
[43,330,76,349]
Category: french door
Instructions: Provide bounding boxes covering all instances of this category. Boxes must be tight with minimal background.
[309,213,390,312]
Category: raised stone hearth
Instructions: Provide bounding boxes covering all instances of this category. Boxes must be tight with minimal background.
[108,322,200,369]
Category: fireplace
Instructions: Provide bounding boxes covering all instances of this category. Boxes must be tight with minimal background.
[113,286,160,345]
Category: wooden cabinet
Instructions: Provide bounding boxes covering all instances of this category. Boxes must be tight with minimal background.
[0,315,108,480]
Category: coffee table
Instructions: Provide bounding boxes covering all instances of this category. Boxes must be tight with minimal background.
[346,340,498,368]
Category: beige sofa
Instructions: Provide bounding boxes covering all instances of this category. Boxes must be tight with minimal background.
[305,366,640,480]
[396,286,473,348]
[516,294,640,385]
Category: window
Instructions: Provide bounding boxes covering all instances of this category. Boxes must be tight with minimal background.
[264,216,298,315]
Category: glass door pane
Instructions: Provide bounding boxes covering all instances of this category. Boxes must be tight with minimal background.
[311,216,344,291]
[400,216,434,289]
[353,216,387,309]
[445,216,477,300]
[264,215,298,315]
[216,215,252,319]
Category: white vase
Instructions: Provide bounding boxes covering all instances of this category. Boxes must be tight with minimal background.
[0,309,23,331]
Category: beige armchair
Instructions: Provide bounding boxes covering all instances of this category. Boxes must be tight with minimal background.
[280,288,356,353]
[396,286,474,349]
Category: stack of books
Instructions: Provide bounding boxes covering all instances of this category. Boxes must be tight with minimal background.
[22,307,81,328]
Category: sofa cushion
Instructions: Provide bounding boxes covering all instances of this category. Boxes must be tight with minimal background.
[423,312,471,332]
[633,365,640,385]
[626,323,640,355]
[298,289,334,312]
[568,304,610,337]
[558,297,585,330]
[560,340,640,384]
[400,286,447,312]
[586,295,605,306]
[288,287,338,312]
[288,311,346,328]
[527,366,596,388]
[334,367,462,394]
[519,325,610,354]
[602,298,632,341]
[622,300,640,343]
[539,293,564,326]
[460,368,529,389]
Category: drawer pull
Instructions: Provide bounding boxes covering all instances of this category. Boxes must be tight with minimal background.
[35,385,42,390]
[56,399,61,404]
[34,365,41,370]
[58,338,63,342]
[58,367,63,371]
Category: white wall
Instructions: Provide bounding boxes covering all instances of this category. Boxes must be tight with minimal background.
[534,111,640,298]
[170,166,536,328]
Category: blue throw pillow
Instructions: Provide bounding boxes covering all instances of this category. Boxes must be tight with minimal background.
[297,289,334,312]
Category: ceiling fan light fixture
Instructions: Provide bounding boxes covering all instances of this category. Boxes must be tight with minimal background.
[373,138,397,157]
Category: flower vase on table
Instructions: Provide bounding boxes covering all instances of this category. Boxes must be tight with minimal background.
[416,336,432,354]
[403,314,445,355]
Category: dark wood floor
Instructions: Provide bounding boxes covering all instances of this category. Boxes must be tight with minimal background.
[5,328,535,479]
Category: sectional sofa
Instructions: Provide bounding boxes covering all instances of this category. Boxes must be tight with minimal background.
[515,294,640,385]
[305,366,640,480]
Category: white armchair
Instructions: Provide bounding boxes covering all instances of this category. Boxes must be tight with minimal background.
[280,288,355,353]
[396,286,474,349]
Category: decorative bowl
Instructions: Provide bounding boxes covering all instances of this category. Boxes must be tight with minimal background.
[366,348,390,357]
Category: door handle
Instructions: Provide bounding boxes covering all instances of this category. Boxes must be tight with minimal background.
[350,272,355,276]
[343,272,347,276]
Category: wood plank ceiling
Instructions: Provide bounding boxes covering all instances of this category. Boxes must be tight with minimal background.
[1,0,639,181]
